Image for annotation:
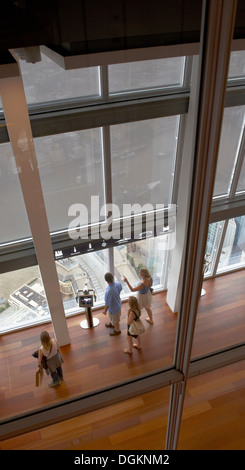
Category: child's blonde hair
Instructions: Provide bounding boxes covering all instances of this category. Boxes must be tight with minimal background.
[128,296,141,315]
[40,331,52,350]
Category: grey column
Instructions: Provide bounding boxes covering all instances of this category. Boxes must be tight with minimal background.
[0,53,70,346]
[165,0,238,449]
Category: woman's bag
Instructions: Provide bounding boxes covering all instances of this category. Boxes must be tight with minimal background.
[129,316,145,335]
[35,368,43,387]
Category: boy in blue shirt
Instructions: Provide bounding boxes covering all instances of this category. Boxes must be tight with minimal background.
[103,272,122,336]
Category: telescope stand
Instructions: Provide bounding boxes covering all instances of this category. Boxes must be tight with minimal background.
[80,306,100,329]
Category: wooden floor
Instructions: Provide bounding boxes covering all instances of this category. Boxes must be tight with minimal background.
[1,360,245,450]
[0,289,177,421]
[0,270,245,449]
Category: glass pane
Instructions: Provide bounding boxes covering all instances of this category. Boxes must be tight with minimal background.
[192,216,245,358]
[109,57,185,94]
[217,216,245,272]
[204,222,225,276]
[179,361,245,450]
[110,116,179,212]
[0,266,50,333]
[228,50,245,79]
[192,269,245,359]
[19,52,100,104]
[236,156,245,193]
[114,236,168,293]
[1,386,170,450]
[213,106,245,197]
[0,142,31,244]
[55,249,109,315]
[34,128,104,233]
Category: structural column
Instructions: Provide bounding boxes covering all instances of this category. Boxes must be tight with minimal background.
[0,53,70,346]
[165,0,238,449]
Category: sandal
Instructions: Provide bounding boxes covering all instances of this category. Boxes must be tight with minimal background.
[146,318,153,325]
[133,344,142,350]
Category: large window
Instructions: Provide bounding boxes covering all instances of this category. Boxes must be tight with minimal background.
[218,216,245,272]
[110,116,179,211]
[205,217,245,278]
[1,51,245,334]
[236,155,245,193]
[228,51,245,80]
[114,235,170,292]
[108,57,185,95]
[213,106,245,197]
[34,128,105,233]
[0,52,183,332]
[19,52,100,104]
[0,142,31,244]
[1,52,245,333]
[0,265,50,333]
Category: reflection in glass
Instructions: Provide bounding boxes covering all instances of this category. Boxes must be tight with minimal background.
[34,129,104,233]
[0,266,50,333]
[19,52,100,104]
[218,216,245,272]
[110,117,179,212]
[109,57,185,94]
[213,106,245,197]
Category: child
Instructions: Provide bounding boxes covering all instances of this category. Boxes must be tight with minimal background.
[38,331,64,387]
[124,296,142,354]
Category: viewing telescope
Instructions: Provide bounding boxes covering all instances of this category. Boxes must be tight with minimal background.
[76,285,99,329]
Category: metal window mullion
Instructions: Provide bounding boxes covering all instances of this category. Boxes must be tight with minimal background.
[171,114,187,204]
[102,126,112,206]
[225,85,245,108]
[0,93,189,143]
[182,55,193,90]
[0,52,70,346]
[102,125,114,273]
[210,194,245,222]
[165,0,238,451]
[100,65,109,102]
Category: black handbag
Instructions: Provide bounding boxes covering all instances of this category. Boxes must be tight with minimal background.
[32,349,48,370]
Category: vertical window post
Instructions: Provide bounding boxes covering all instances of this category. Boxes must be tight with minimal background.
[165,0,238,449]
[0,52,70,345]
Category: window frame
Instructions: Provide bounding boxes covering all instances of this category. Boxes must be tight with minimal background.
[1,18,245,445]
